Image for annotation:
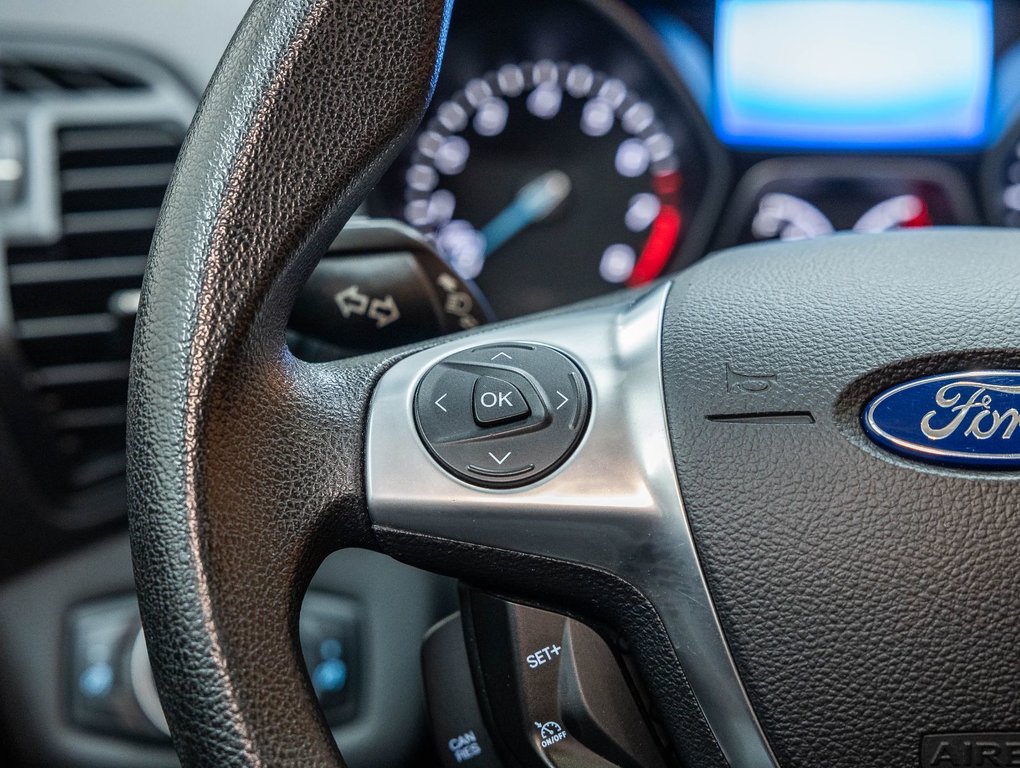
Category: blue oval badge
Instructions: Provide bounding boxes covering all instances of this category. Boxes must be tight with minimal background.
[863,371,1020,468]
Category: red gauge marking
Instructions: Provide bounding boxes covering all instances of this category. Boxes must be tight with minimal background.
[628,204,681,286]
[628,170,683,287]
[903,198,933,228]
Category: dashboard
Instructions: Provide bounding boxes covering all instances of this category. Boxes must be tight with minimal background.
[359,0,1020,319]
[3,1,1020,766]
[7,0,1020,325]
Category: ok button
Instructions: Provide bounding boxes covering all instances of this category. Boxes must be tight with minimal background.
[472,376,530,426]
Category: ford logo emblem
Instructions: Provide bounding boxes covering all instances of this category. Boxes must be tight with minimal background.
[863,371,1020,468]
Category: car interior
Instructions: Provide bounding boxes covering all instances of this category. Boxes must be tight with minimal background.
[2,1,1020,767]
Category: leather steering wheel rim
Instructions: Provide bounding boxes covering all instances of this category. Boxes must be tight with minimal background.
[127,0,449,763]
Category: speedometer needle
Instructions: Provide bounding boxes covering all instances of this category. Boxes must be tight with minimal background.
[481,170,572,257]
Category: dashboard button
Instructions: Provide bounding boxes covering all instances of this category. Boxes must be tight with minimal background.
[300,592,360,725]
[67,592,361,742]
[413,343,590,488]
[67,596,169,742]
[472,376,530,426]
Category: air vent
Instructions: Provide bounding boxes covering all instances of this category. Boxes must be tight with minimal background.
[7,122,184,490]
[1,54,147,95]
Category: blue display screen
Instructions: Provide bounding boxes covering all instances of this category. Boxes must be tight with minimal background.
[714,0,994,150]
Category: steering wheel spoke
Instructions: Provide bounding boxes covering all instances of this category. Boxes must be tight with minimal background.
[203,350,386,552]
[366,283,774,768]
[368,286,670,566]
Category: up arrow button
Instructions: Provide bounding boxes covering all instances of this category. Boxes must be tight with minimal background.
[472,376,531,426]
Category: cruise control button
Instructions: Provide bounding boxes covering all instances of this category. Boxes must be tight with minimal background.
[472,376,530,426]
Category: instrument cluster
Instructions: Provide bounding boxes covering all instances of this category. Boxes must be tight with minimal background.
[367,0,1020,318]
[371,0,726,318]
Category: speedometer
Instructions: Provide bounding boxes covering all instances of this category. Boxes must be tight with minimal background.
[373,0,726,317]
[395,60,684,317]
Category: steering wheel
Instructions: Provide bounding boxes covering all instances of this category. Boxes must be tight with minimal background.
[126,0,1020,766]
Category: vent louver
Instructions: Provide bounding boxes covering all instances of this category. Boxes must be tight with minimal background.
[7,122,184,490]
[1,54,147,95]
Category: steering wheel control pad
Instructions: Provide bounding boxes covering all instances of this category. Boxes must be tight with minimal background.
[413,344,590,487]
